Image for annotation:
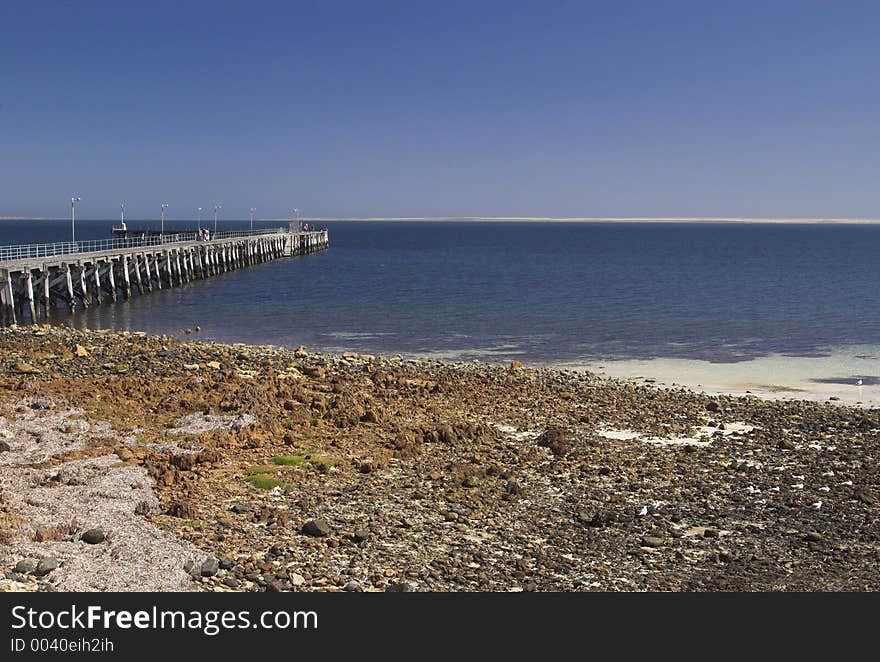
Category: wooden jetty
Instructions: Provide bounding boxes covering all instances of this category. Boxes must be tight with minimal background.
[0,228,329,326]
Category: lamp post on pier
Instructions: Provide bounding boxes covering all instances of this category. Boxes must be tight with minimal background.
[70,196,81,245]
[197,207,203,231]
[120,203,126,231]
[161,203,169,235]
[213,204,221,234]
[250,208,256,232]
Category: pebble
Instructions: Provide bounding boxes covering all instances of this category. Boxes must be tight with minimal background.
[200,558,220,577]
[81,528,106,544]
[14,560,34,575]
[34,557,59,577]
[301,519,332,537]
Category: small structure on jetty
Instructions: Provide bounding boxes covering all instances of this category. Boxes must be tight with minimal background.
[0,227,329,326]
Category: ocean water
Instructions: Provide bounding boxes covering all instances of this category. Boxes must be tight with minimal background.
[2,220,880,366]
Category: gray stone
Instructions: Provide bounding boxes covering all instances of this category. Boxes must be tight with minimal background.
[222,577,241,589]
[641,536,665,548]
[289,573,306,587]
[81,528,106,544]
[14,559,35,574]
[0,441,11,452]
[386,581,413,592]
[353,528,370,543]
[301,519,331,537]
[34,557,59,577]
[343,580,361,592]
[230,503,251,514]
[201,558,220,577]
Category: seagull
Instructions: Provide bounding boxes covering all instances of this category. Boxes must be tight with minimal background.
[648,501,661,513]
[638,506,649,516]
[792,474,805,480]
[746,486,761,494]
[810,501,823,510]
[840,480,853,486]
[768,487,781,493]
[772,466,786,473]
[822,471,835,477]
[791,483,804,489]
[754,499,767,506]
[818,486,831,493]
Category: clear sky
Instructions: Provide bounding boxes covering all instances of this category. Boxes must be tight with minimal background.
[2,0,879,219]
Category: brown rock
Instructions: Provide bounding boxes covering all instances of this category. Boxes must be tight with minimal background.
[166,500,197,518]
[538,427,571,457]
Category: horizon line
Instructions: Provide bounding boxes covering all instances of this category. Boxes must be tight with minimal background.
[3,215,880,224]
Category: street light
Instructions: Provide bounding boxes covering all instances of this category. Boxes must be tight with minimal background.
[213,205,222,234]
[250,208,256,232]
[161,203,169,235]
[197,207,203,231]
[120,203,126,231]
[294,208,302,232]
[70,196,81,244]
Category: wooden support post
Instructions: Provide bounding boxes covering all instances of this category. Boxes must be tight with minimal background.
[77,264,90,308]
[63,264,76,312]
[151,253,162,290]
[40,268,50,319]
[105,260,117,301]
[1,269,16,326]
[133,254,144,294]
[22,271,37,324]
[92,264,103,304]
[164,252,173,287]
[174,251,183,285]
[121,254,132,299]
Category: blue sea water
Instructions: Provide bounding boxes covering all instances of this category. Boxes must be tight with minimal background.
[2,219,879,364]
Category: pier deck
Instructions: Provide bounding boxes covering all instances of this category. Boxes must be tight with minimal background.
[0,228,329,326]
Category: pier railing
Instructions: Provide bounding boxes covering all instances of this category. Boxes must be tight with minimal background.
[0,227,290,263]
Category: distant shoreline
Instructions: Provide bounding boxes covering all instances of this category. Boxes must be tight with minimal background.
[5,216,880,224]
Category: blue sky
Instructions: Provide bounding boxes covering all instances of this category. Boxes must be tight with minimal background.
[2,0,879,219]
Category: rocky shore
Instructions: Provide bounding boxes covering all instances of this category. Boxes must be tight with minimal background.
[0,326,877,592]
